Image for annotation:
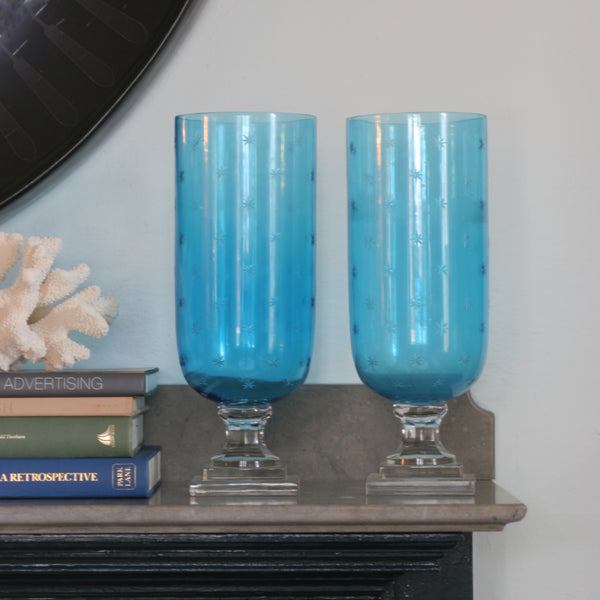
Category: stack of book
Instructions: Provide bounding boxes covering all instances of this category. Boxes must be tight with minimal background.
[0,368,161,499]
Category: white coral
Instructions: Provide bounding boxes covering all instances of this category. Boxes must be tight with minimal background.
[0,233,118,371]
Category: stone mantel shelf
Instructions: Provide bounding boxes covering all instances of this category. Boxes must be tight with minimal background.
[0,479,525,534]
[0,386,526,535]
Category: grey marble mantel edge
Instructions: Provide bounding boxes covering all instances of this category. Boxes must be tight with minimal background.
[0,480,525,534]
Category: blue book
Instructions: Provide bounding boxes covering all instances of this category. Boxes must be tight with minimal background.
[0,446,161,498]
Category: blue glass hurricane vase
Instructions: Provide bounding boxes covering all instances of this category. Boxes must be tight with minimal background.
[175,112,316,493]
[347,113,488,489]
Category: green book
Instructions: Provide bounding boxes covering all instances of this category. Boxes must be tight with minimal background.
[0,414,143,458]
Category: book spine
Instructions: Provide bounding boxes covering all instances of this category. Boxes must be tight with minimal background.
[0,396,145,417]
[0,372,156,397]
[0,448,161,498]
[0,415,143,458]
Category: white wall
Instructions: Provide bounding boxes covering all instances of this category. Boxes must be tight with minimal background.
[2,0,599,597]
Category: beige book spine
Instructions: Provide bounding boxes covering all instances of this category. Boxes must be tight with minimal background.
[0,396,145,417]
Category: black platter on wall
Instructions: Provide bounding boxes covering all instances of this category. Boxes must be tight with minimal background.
[0,0,192,210]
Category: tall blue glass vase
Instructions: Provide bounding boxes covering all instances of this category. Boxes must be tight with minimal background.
[347,112,488,494]
[175,112,316,495]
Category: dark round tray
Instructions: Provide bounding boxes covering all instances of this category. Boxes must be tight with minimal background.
[0,0,192,210]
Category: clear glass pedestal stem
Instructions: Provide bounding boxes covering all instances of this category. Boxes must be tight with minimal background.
[366,403,475,496]
[189,403,298,496]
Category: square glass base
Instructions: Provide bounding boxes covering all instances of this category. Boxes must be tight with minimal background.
[189,468,299,496]
[366,472,476,496]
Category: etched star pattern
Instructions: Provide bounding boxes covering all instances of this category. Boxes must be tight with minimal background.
[411,234,424,246]
[409,297,423,308]
[241,197,255,209]
[367,356,379,370]
[385,321,398,334]
[266,359,279,368]
[410,169,423,181]
[270,167,284,178]
[213,356,225,367]
[216,167,227,180]
[242,134,255,145]
[437,320,449,335]
[437,264,448,275]
[240,378,255,389]
[409,354,426,368]
[458,354,471,366]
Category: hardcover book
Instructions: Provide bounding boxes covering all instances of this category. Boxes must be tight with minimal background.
[0,368,159,397]
[0,414,144,458]
[0,396,147,417]
[0,446,161,498]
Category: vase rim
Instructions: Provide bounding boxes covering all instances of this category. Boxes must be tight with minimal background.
[176,111,316,123]
[347,111,486,124]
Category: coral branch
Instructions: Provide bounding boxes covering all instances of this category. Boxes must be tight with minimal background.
[38,264,91,305]
[0,233,117,371]
[0,232,23,283]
